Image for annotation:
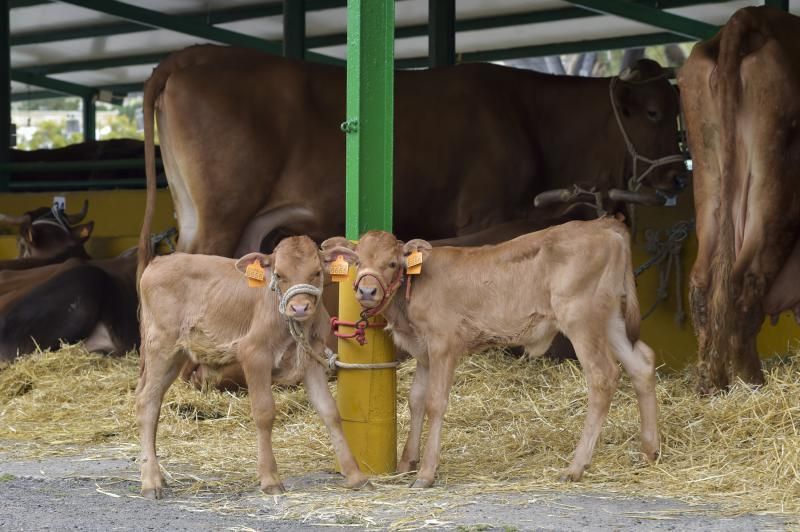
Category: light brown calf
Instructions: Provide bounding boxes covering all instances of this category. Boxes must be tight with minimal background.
[136,236,368,498]
[323,217,659,487]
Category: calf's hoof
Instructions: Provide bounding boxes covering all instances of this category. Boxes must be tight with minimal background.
[642,446,660,464]
[397,460,418,474]
[141,487,163,500]
[347,479,375,491]
[409,477,434,489]
[261,483,286,495]
[559,466,587,483]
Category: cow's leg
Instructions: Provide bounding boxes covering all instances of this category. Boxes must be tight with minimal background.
[412,347,458,488]
[240,352,282,494]
[608,320,659,462]
[136,344,186,499]
[562,330,620,482]
[303,362,370,489]
[398,362,429,473]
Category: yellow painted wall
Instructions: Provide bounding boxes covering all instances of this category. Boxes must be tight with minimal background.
[0,189,175,258]
[631,192,799,370]
[0,189,795,370]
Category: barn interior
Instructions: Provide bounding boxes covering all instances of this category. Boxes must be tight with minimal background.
[1,0,797,369]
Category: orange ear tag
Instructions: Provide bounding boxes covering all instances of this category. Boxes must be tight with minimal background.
[330,255,350,283]
[406,251,423,275]
[79,226,90,238]
[245,260,266,288]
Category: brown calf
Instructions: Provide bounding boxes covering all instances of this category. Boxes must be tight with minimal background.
[136,236,368,498]
[323,217,659,487]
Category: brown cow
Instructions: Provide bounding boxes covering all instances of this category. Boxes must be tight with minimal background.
[136,236,369,498]
[137,44,685,274]
[679,6,800,392]
[322,217,659,487]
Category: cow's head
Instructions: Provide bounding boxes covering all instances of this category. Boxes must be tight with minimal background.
[235,235,325,321]
[0,201,94,259]
[321,231,432,311]
[611,58,687,194]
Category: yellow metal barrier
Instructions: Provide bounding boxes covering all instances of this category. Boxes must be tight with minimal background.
[335,268,397,475]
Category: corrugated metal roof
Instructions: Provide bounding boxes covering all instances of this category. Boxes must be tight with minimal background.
[7,0,792,96]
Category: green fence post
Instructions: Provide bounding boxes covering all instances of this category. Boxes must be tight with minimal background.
[283,0,305,60]
[83,94,96,142]
[429,0,455,68]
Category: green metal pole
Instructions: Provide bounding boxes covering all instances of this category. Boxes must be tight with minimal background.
[343,0,394,237]
[83,94,96,142]
[0,0,8,191]
[283,0,305,60]
[429,0,455,68]
[338,0,396,477]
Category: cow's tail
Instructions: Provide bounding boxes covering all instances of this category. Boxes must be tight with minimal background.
[136,59,172,289]
[707,8,765,364]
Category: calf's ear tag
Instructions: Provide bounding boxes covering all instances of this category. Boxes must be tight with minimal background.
[245,260,266,288]
[330,255,349,283]
[406,251,423,275]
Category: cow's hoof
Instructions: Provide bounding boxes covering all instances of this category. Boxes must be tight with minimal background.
[409,478,434,489]
[348,479,374,491]
[141,487,163,500]
[642,447,660,464]
[397,460,418,473]
[261,483,286,495]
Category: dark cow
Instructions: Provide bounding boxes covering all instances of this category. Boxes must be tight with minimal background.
[138,44,685,274]
[679,6,800,392]
[0,200,93,271]
[0,250,139,362]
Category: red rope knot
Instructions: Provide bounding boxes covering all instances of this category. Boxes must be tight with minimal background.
[330,315,382,346]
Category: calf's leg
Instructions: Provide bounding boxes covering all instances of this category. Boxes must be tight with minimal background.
[608,320,660,462]
[412,346,459,488]
[398,362,429,473]
[136,344,186,499]
[303,362,370,489]
[241,352,283,494]
[562,330,620,482]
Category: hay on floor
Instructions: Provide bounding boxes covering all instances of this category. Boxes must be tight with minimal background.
[1,343,799,525]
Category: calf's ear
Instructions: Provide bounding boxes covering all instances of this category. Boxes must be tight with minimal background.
[234,252,272,275]
[403,239,432,261]
[320,236,355,252]
[320,245,359,266]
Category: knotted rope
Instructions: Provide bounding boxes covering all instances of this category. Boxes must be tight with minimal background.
[634,219,695,323]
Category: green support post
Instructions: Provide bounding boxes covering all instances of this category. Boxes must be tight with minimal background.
[344,0,394,237]
[0,0,8,191]
[338,0,396,476]
[429,0,455,68]
[83,94,96,142]
[283,0,305,60]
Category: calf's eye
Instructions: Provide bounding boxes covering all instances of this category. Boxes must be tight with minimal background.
[389,261,397,269]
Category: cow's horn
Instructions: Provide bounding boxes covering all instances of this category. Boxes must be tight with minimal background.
[533,189,573,208]
[618,67,637,82]
[63,199,89,225]
[608,189,666,206]
[0,213,28,225]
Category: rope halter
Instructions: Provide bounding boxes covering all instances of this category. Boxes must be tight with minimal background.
[29,204,73,235]
[268,270,331,368]
[608,75,687,193]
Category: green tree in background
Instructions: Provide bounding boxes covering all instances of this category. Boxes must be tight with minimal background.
[18,119,82,150]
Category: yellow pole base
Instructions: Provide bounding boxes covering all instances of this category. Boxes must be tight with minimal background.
[335,268,397,475]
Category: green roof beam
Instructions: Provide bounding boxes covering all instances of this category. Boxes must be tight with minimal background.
[565,0,720,40]
[56,0,340,65]
[19,52,169,75]
[395,31,694,69]
[11,70,95,98]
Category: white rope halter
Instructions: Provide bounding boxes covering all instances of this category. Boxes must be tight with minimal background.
[608,75,687,193]
[269,271,332,368]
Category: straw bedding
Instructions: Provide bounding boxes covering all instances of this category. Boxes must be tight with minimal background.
[1,344,799,526]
